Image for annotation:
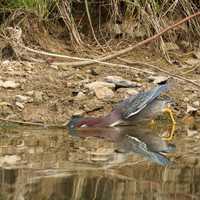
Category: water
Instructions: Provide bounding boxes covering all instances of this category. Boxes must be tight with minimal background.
[0,122,200,200]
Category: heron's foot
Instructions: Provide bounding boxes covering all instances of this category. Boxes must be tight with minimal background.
[162,123,176,141]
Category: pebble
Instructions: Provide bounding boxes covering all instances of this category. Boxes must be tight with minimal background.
[74,92,86,100]
[104,76,141,87]
[15,102,24,109]
[183,97,190,102]
[34,91,44,103]
[193,101,200,107]
[26,91,34,96]
[148,75,169,84]
[15,95,32,103]
[0,80,20,89]
[117,88,138,98]
[187,129,198,137]
[95,87,114,100]
[85,81,115,90]
[186,104,197,113]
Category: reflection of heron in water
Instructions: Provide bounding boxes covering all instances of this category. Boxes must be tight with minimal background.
[68,126,176,166]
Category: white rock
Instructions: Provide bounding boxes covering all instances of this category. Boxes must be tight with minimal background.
[148,75,169,84]
[104,76,141,87]
[16,102,24,109]
[183,97,190,102]
[187,104,197,113]
[187,129,198,137]
[0,80,20,89]
[193,101,200,107]
[85,81,115,90]
[26,90,34,96]
[75,92,86,100]
[15,95,31,103]
[95,87,114,100]
[117,88,138,98]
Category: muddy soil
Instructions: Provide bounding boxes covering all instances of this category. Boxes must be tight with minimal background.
[0,40,199,126]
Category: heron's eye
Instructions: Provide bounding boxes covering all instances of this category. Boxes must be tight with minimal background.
[80,124,87,128]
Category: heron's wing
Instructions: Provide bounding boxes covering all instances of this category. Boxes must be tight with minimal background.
[116,82,168,119]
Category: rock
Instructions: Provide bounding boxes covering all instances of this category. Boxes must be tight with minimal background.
[15,102,24,109]
[26,90,34,96]
[85,81,115,90]
[73,110,85,116]
[117,88,138,98]
[83,99,104,112]
[0,80,20,89]
[183,97,190,102]
[74,92,86,100]
[186,104,197,113]
[15,95,32,103]
[193,101,200,107]
[34,91,44,103]
[187,129,198,137]
[104,76,141,87]
[165,42,180,51]
[148,75,169,84]
[50,65,58,70]
[95,87,114,100]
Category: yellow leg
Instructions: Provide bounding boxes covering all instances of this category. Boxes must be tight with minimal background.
[162,107,176,141]
[163,107,176,125]
[162,123,176,141]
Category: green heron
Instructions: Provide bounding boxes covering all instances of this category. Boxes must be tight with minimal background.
[68,126,175,166]
[67,81,176,140]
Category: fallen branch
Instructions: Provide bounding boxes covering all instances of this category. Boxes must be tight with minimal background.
[22,45,155,74]
[118,58,200,89]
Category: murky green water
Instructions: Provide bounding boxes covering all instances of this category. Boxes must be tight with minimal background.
[0,122,200,200]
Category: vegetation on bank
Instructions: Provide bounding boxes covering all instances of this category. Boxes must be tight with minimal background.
[0,0,200,51]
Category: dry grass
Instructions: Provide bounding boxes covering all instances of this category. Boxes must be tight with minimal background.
[0,0,200,54]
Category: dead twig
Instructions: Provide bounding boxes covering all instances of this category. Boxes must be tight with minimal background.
[118,57,200,89]
[21,45,154,74]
